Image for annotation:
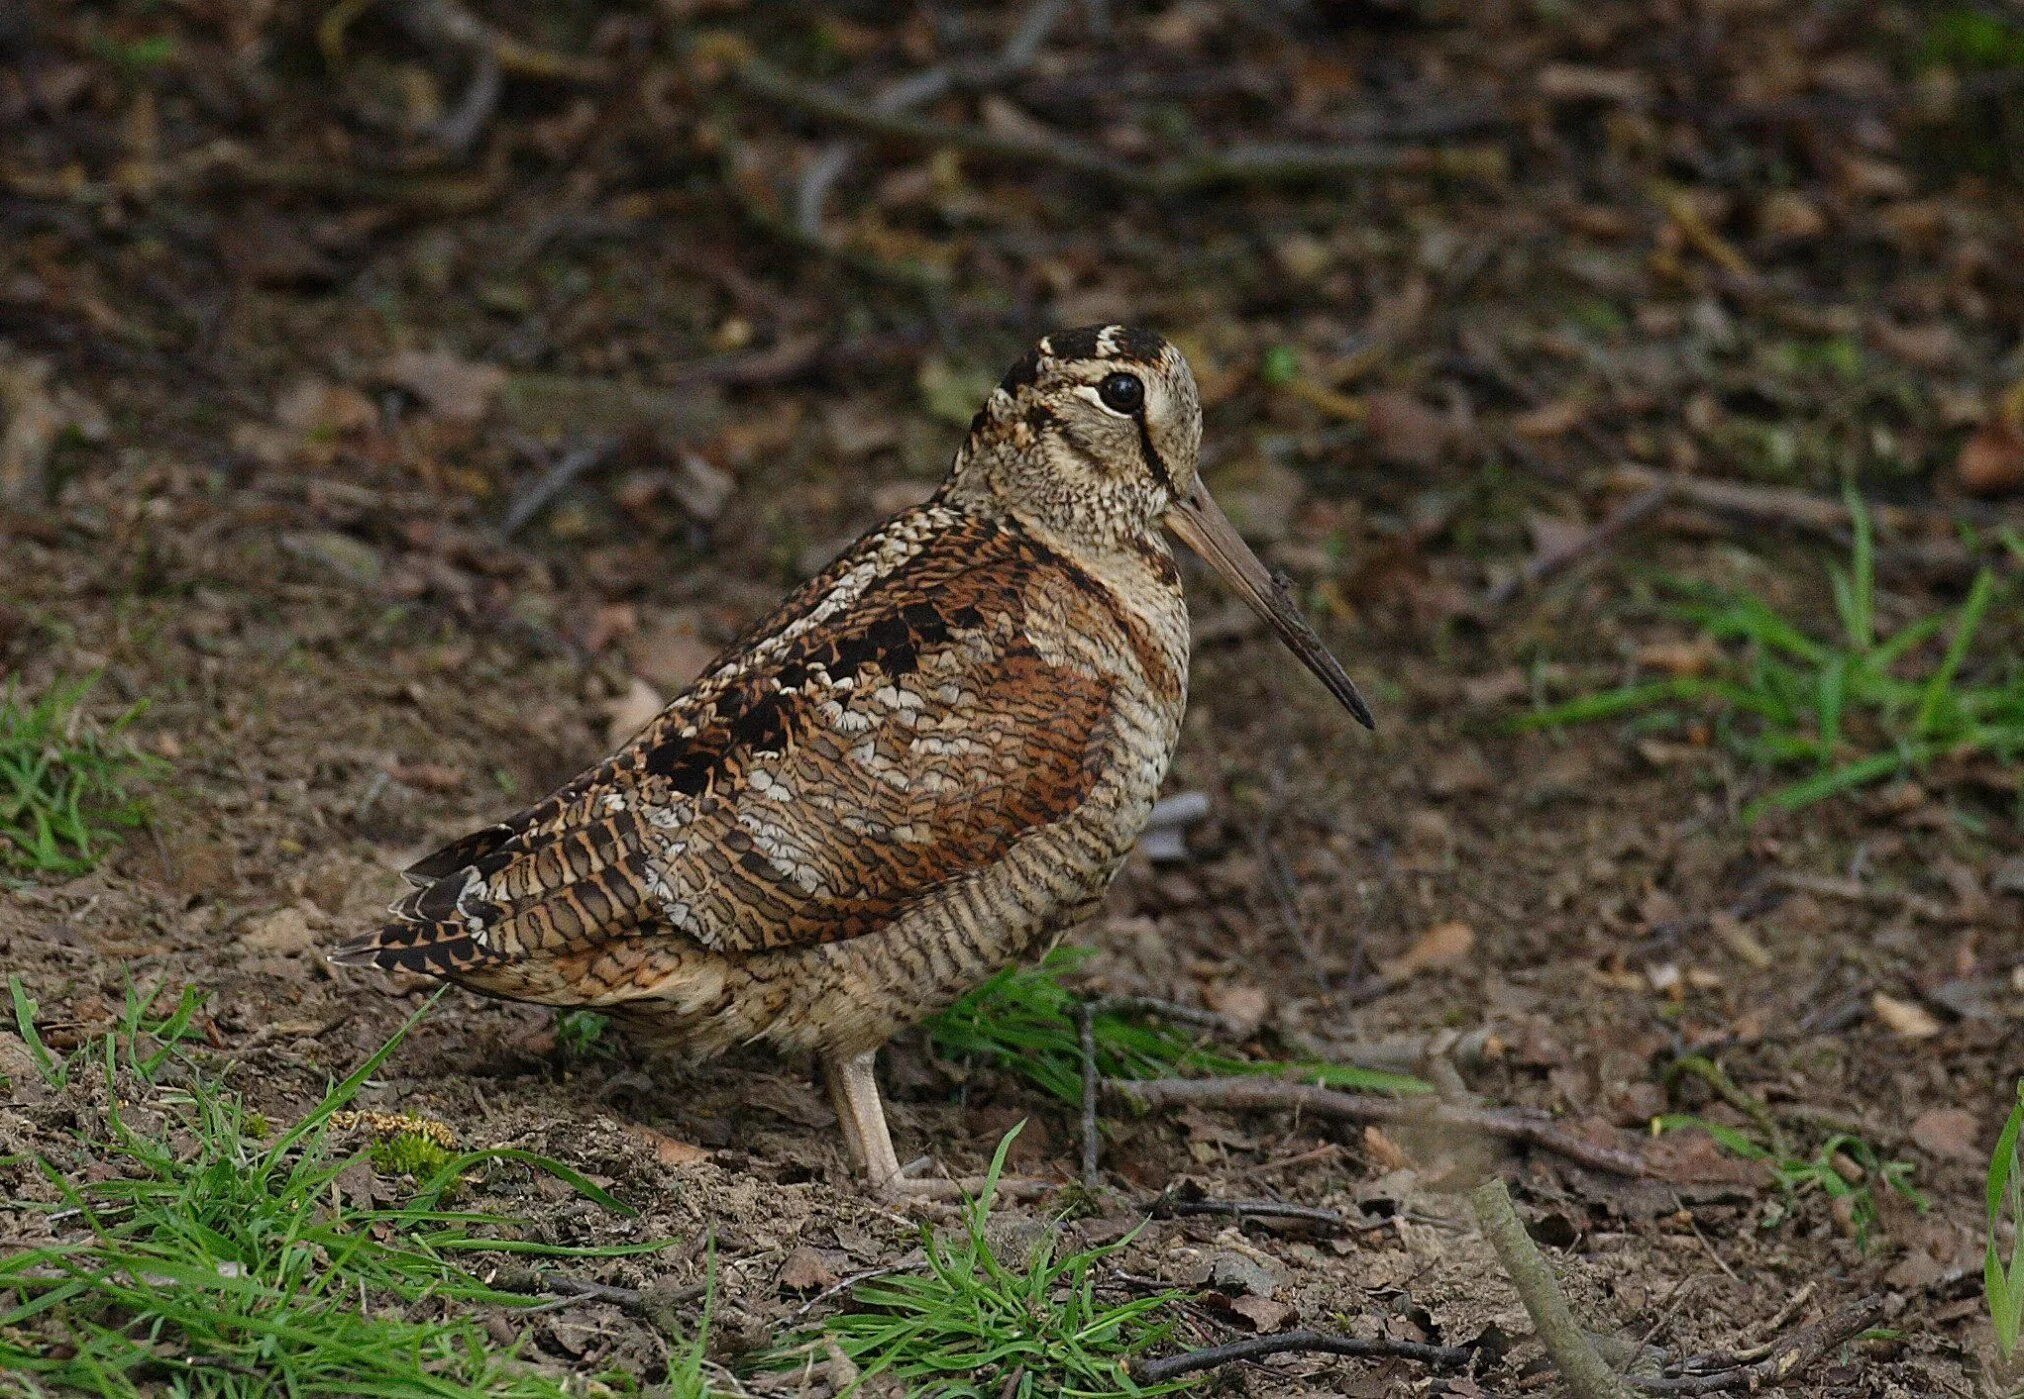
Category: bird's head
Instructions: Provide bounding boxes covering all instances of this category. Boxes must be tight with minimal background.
[945,325,1373,729]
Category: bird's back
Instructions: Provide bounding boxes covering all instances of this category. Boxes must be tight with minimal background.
[333,499,1189,1052]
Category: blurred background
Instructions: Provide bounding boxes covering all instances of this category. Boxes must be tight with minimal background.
[3,0,2024,1390]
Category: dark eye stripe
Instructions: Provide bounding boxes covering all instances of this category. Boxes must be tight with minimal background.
[1132,414,1175,496]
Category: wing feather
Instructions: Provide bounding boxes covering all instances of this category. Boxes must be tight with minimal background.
[332,508,1123,991]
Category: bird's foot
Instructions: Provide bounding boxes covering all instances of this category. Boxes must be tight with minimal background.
[877,1159,1056,1204]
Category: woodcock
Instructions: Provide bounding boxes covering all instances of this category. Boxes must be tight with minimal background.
[333,326,1374,1196]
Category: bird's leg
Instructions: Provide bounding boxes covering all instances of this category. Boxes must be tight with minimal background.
[820,1048,1055,1201]
[822,1049,905,1189]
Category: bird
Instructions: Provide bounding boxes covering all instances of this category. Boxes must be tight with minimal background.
[332,325,1374,1196]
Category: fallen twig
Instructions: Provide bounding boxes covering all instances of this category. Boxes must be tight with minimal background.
[1606,463,1986,541]
[1631,1295,1889,1395]
[1150,1195,1372,1231]
[1077,1001,1101,1188]
[1767,870,1955,923]
[733,56,1502,197]
[717,147,950,292]
[501,437,620,537]
[1734,1280,1818,1359]
[491,1267,705,1331]
[795,0,1071,239]
[1105,1076,1654,1178]
[1484,485,1670,609]
[1471,1178,1631,1399]
[1076,993,1237,1186]
[1135,1329,1474,1383]
[323,0,608,83]
[2,145,503,217]
[1089,995,1235,1036]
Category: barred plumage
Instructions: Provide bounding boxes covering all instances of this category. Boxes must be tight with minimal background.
[332,327,1371,1195]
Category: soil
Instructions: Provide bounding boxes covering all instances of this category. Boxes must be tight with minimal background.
[4,1,2023,1394]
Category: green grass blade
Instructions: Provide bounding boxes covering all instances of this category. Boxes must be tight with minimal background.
[1914,567,1999,738]
[1746,748,1920,818]
[1509,678,1715,731]
[1843,483,1875,652]
[412,1147,637,1218]
[263,991,442,1163]
[7,974,61,1086]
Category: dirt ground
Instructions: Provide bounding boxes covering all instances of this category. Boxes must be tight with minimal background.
[4,1,2024,1394]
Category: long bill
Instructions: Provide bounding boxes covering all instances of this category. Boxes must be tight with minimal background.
[1164,479,1376,730]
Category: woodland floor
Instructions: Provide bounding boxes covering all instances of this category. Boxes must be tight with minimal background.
[4,1,2024,1395]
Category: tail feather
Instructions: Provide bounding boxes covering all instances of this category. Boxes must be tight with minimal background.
[332,818,658,983]
[328,925,502,976]
[403,826,508,885]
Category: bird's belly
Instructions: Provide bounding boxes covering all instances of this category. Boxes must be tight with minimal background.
[612,665,1185,1060]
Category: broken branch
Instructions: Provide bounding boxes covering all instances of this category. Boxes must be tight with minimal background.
[733,56,1500,197]
[1135,1329,1474,1383]
[1484,484,1670,609]
[1631,1295,1890,1395]
[1104,1076,1654,1178]
[1470,1177,1632,1399]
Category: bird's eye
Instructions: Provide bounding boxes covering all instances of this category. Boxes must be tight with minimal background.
[1096,372,1145,415]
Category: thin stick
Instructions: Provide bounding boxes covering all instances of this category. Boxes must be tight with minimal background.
[1607,463,1973,539]
[1484,485,1670,608]
[1135,1330,1474,1383]
[734,57,1501,196]
[1151,1196,1368,1231]
[1470,1178,1631,1399]
[1088,995,1235,1035]
[793,0,1071,238]
[1732,1280,1817,1359]
[1631,1295,1888,1395]
[1104,1076,1653,1178]
[1077,1001,1101,1188]
[501,437,619,537]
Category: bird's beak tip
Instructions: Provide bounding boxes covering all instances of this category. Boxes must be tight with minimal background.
[1165,483,1376,734]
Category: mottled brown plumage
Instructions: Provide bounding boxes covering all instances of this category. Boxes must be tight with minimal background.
[333,325,1371,1194]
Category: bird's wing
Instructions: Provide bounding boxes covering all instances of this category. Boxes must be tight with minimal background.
[332,507,1123,981]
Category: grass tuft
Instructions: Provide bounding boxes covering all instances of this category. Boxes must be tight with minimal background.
[0,675,160,877]
[555,1008,616,1063]
[1654,1113,1923,1247]
[1986,1080,2024,1361]
[926,948,1430,1105]
[1515,491,2024,819]
[783,1128,1186,1397]
[0,987,681,1397]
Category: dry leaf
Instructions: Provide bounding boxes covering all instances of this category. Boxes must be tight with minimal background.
[393,761,465,794]
[241,904,318,955]
[626,1123,709,1167]
[1202,981,1269,1038]
[1957,420,2024,499]
[1,350,107,501]
[1871,991,1941,1039]
[1637,637,1722,677]
[1227,1295,1296,1332]
[1757,190,1827,242]
[672,451,736,522]
[777,1245,839,1293]
[274,376,377,436]
[1909,1107,1980,1163]
[1537,64,1653,106]
[1511,398,1589,438]
[1379,922,1475,983]
[1364,391,1449,467]
[1709,913,1772,970]
[378,349,506,423]
[605,676,666,747]
[1362,1125,1411,1171]
[627,610,715,692]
